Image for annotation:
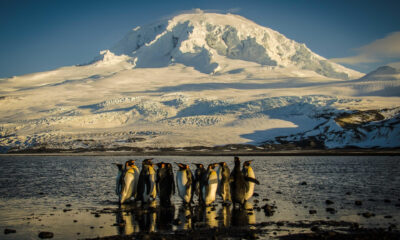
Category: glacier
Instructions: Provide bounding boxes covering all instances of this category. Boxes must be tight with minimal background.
[0,11,399,153]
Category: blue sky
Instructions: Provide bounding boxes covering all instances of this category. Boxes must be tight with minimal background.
[1,0,399,78]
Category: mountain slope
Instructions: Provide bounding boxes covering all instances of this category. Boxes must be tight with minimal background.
[0,11,399,153]
[105,11,361,79]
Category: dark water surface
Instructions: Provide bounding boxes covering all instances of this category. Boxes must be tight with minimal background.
[0,155,399,239]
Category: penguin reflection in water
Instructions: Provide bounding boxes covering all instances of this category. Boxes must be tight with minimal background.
[118,160,140,204]
[137,159,157,204]
[230,157,260,208]
[175,163,193,205]
[201,163,218,206]
[156,162,175,207]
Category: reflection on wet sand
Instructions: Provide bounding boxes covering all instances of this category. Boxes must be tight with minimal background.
[116,201,256,234]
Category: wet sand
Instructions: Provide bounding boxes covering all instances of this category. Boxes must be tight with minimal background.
[82,200,400,240]
[1,155,399,239]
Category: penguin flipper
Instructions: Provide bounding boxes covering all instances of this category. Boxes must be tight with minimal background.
[245,176,260,185]
[145,176,151,194]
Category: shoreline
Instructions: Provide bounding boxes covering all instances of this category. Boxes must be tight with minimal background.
[2,148,400,156]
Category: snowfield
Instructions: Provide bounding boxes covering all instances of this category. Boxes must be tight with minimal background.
[1,11,399,152]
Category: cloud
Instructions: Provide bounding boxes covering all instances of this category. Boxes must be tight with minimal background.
[388,61,400,68]
[331,31,400,64]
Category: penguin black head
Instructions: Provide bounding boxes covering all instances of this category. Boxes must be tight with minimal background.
[124,160,131,168]
[128,160,136,166]
[243,160,253,167]
[114,163,123,170]
[194,163,204,169]
[207,163,217,169]
[234,156,241,167]
[175,162,189,170]
[142,158,153,165]
[157,162,166,169]
[219,162,227,167]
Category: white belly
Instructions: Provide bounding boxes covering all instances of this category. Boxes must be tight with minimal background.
[142,173,156,203]
[244,168,255,200]
[203,171,218,205]
[177,171,191,203]
[120,172,135,204]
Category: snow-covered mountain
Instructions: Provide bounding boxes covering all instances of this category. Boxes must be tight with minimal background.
[0,11,399,153]
[101,10,361,79]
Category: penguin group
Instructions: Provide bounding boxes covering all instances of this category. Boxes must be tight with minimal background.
[114,156,259,207]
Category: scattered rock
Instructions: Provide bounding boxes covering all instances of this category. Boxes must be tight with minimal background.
[325,200,334,205]
[395,203,400,208]
[355,200,362,206]
[262,198,269,202]
[73,220,78,223]
[253,199,259,204]
[276,191,282,194]
[65,204,71,207]
[309,210,317,214]
[253,192,259,197]
[310,226,320,232]
[384,215,393,219]
[300,181,307,185]
[90,226,94,229]
[4,229,16,234]
[345,192,351,195]
[384,199,391,203]
[326,208,336,214]
[38,231,54,239]
[262,204,276,216]
[362,212,375,218]
[277,222,284,227]
[94,213,101,218]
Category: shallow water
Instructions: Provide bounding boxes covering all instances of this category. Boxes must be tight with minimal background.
[0,155,399,239]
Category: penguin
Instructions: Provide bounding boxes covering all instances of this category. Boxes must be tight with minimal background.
[242,160,257,201]
[218,162,232,204]
[193,163,206,204]
[114,163,123,198]
[140,159,157,204]
[175,163,193,204]
[230,156,249,208]
[156,162,175,207]
[120,160,140,204]
[201,163,218,206]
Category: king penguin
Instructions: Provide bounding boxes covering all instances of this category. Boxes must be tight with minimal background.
[193,163,206,204]
[114,163,124,198]
[202,163,218,205]
[218,162,232,204]
[156,162,175,207]
[175,163,193,205]
[242,160,258,201]
[120,160,140,204]
[230,156,248,208]
[139,159,157,204]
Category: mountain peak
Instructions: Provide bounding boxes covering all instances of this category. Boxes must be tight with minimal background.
[103,11,361,79]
